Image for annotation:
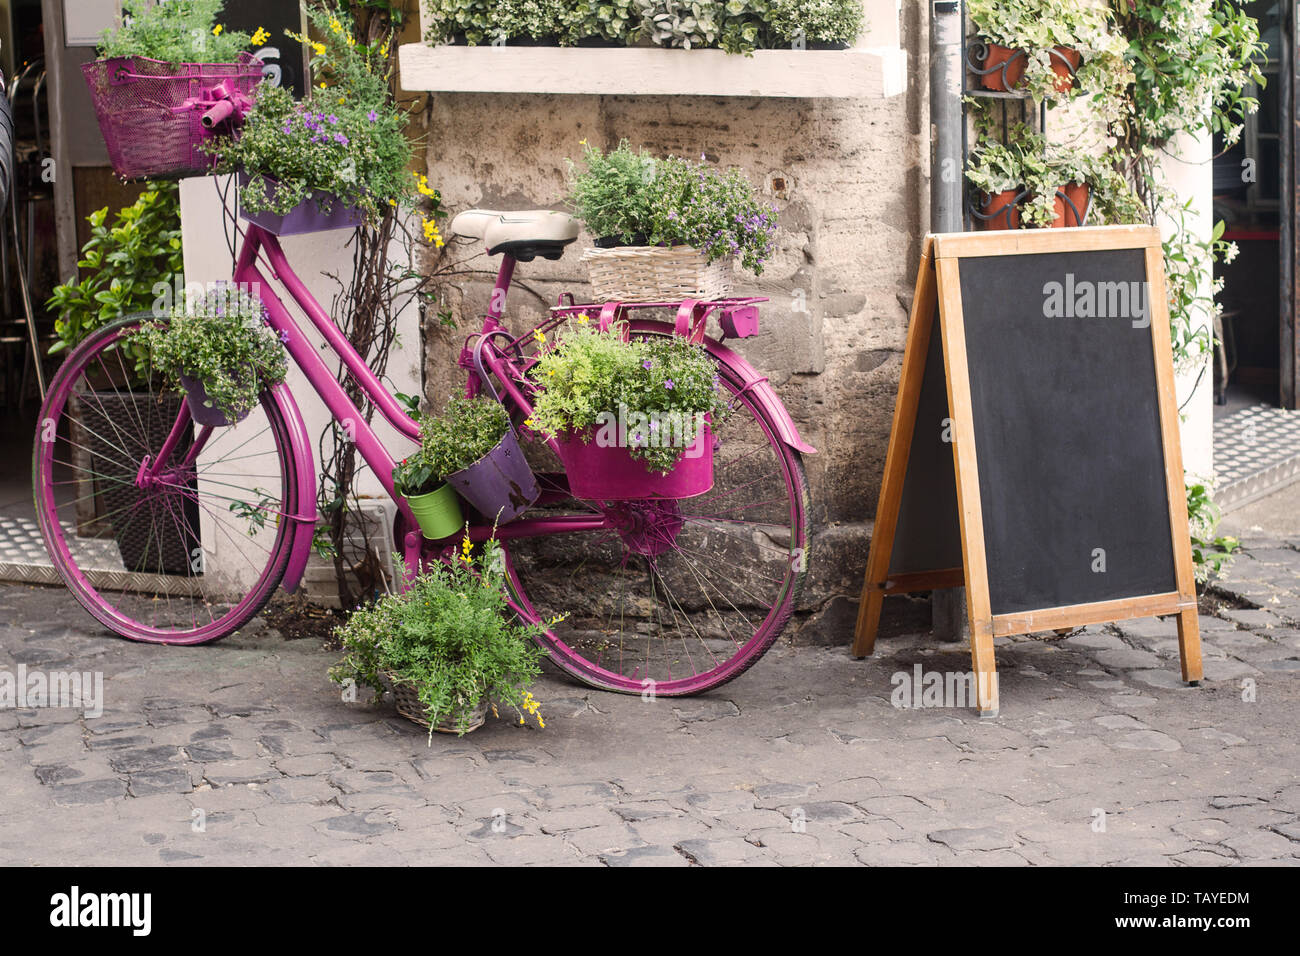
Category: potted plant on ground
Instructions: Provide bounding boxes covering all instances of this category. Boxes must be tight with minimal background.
[768,0,865,50]
[567,140,777,302]
[330,538,549,738]
[529,325,728,498]
[84,0,264,180]
[126,286,289,426]
[208,3,415,232]
[419,395,540,524]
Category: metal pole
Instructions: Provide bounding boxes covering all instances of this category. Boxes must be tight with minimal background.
[930,0,967,640]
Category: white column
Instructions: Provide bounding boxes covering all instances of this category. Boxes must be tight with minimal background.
[1157,129,1215,481]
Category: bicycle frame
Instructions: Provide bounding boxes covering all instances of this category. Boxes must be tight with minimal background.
[230,224,612,590]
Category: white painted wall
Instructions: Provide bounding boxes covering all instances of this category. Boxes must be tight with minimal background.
[178,175,421,596]
[1157,131,1215,482]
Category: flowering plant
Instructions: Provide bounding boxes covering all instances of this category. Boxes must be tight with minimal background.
[566,141,777,274]
[330,538,548,738]
[529,326,728,474]
[126,287,288,420]
[209,3,417,223]
[97,0,254,65]
[393,396,512,498]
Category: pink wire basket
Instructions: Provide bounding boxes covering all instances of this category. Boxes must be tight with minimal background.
[82,53,264,181]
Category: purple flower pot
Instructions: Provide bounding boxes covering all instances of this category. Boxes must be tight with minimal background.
[556,421,714,501]
[444,430,540,524]
[179,374,250,427]
[236,171,364,236]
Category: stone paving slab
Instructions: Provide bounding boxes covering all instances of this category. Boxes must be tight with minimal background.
[1,534,1299,866]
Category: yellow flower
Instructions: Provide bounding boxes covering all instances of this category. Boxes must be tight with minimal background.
[380,42,390,57]
[319,81,327,89]
[579,138,588,146]
[577,313,590,324]
[213,24,224,37]
[251,27,270,46]
[330,17,343,34]
[533,329,545,342]
[523,418,535,429]
[313,42,325,56]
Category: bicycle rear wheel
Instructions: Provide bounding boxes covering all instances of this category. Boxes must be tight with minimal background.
[501,330,811,695]
[33,315,301,644]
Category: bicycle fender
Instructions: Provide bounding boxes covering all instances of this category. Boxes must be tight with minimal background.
[270,382,320,594]
[627,319,817,455]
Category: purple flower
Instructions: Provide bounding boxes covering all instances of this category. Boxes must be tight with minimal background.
[664,379,674,390]
[279,329,291,344]
[334,132,349,145]
[329,114,339,125]
[367,110,378,122]
[642,359,653,370]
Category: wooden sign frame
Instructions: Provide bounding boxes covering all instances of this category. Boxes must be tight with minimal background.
[852,225,1203,716]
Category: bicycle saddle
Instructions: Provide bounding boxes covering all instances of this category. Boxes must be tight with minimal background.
[449,208,579,261]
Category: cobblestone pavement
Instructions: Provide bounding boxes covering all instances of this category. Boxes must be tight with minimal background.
[2,534,1299,867]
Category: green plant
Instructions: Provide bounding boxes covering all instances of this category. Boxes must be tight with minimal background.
[966,128,1064,226]
[420,396,512,481]
[1186,481,1240,583]
[717,0,775,54]
[330,539,549,738]
[768,0,863,46]
[561,0,640,45]
[568,143,777,273]
[646,155,778,272]
[46,183,183,369]
[499,0,566,39]
[565,140,659,242]
[208,3,415,222]
[393,396,511,498]
[529,326,728,473]
[968,0,1130,106]
[126,287,288,419]
[635,0,722,49]
[97,0,253,64]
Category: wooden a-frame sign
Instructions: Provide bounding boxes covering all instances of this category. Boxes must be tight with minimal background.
[852,225,1203,716]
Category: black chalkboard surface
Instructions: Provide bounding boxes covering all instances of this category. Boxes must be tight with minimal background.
[854,226,1203,716]
[957,249,1177,614]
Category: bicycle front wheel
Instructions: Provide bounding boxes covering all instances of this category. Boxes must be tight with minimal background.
[33,315,301,644]
[501,332,812,696]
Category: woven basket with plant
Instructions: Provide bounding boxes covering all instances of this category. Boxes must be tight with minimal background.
[566,140,776,303]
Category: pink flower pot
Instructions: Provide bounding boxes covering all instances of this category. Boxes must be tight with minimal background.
[556,421,714,501]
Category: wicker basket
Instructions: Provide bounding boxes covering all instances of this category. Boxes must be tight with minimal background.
[581,245,734,303]
[82,54,264,181]
[382,671,488,734]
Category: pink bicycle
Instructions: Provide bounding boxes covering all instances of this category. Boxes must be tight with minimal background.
[33,204,815,695]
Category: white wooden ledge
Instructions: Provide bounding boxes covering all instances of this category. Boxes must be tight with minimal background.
[398,44,908,99]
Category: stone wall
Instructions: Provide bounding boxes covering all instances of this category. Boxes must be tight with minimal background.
[419,6,927,643]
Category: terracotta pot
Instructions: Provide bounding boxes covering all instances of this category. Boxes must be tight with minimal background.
[979,43,1026,92]
[978,189,1022,231]
[1049,46,1082,93]
[1053,182,1091,228]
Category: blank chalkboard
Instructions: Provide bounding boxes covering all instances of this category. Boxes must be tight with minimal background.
[854,226,1203,716]
[956,248,1176,614]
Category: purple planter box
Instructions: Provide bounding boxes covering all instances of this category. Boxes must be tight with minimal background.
[236,171,364,236]
[445,430,540,524]
[179,374,250,427]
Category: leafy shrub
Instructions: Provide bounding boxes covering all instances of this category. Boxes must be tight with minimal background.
[768,0,863,46]
[561,0,641,45]
[330,539,548,738]
[567,141,777,273]
[126,287,288,419]
[636,0,722,49]
[97,0,253,64]
[46,183,183,366]
[529,326,728,474]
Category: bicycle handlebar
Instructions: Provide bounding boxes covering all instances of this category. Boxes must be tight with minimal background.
[200,98,237,129]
